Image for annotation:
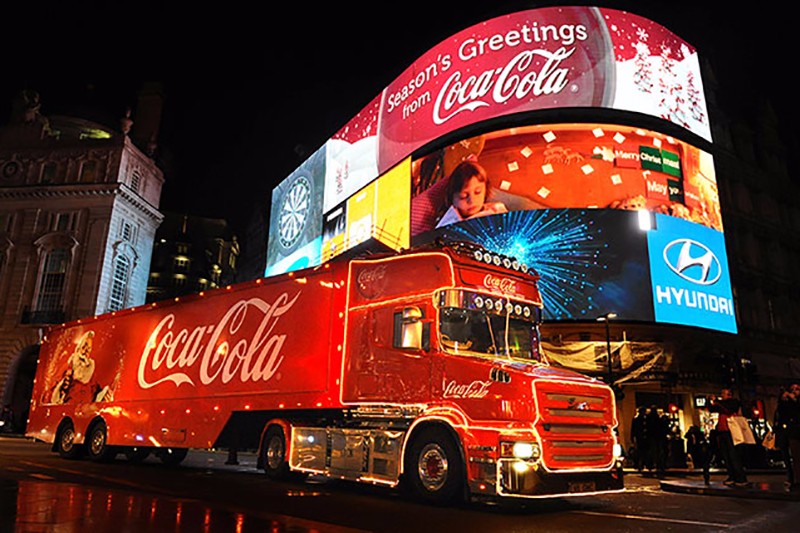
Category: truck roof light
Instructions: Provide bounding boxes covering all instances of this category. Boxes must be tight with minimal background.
[474,250,484,262]
[512,260,520,270]
[493,255,501,266]
[521,264,529,274]
[503,258,511,268]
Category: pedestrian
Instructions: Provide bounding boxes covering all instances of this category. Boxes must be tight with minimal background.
[783,383,800,492]
[631,406,648,472]
[645,405,668,478]
[709,388,750,487]
[685,424,711,484]
[773,387,794,487]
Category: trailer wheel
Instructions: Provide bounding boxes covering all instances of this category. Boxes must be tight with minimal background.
[87,420,117,462]
[56,420,83,460]
[156,447,188,466]
[123,446,150,463]
[406,427,464,505]
[262,425,290,480]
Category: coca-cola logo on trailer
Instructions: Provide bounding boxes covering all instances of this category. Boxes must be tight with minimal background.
[137,292,301,389]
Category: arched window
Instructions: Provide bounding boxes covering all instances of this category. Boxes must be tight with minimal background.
[108,254,131,312]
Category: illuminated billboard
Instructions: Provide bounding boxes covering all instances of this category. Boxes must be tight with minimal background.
[266,146,325,276]
[416,209,736,333]
[411,123,720,237]
[269,6,710,269]
[378,6,710,173]
[647,214,736,333]
[321,158,411,263]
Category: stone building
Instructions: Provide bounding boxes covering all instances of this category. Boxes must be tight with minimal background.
[0,88,164,432]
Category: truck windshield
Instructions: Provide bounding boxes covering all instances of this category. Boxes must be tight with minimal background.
[438,291,541,362]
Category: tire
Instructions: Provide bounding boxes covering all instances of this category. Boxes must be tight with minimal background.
[87,421,117,462]
[124,446,150,463]
[156,447,188,466]
[405,427,465,505]
[262,425,290,480]
[56,420,84,460]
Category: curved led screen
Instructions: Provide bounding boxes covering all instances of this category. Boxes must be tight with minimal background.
[271,6,710,248]
[410,123,720,237]
[416,209,736,334]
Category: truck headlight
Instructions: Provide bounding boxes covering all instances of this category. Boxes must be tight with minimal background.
[501,441,541,461]
[613,443,622,459]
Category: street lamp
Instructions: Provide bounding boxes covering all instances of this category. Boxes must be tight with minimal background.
[596,312,617,386]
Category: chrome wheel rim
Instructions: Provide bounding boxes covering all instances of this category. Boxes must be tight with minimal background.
[90,429,105,456]
[417,443,448,491]
[60,427,75,452]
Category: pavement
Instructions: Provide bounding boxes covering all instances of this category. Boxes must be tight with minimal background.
[624,467,800,501]
[3,431,799,502]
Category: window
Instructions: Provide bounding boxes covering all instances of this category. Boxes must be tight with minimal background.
[130,169,141,192]
[52,212,77,232]
[40,162,57,183]
[0,213,12,233]
[121,221,136,243]
[108,255,131,312]
[174,257,189,272]
[80,160,97,182]
[36,249,69,312]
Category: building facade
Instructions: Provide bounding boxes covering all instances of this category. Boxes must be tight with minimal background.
[146,212,239,303]
[0,90,164,432]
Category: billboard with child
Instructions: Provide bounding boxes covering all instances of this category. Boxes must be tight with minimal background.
[410,123,720,238]
[267,6,711,276]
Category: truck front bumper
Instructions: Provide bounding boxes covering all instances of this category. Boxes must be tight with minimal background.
[471,460,624,499]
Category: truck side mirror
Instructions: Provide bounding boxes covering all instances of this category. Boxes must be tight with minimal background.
[393,306,429,351]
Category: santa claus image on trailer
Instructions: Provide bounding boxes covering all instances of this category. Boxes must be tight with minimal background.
[46,331,113,405]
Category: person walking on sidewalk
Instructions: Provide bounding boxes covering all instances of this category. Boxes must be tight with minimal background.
[784,383,800,492]
[709,388,750,487]
[685,424,711,484]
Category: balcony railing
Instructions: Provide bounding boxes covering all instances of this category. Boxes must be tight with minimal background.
[21,308,66,325]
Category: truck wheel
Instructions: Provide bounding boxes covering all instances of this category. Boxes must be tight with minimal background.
[156,447,188,466]
[406,427,464,505]
[56,420,83,460]
[262,425,290,480]
[123,446,150,463]
[87,421,117,462]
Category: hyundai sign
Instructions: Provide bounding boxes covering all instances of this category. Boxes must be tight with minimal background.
[647,214,736,333]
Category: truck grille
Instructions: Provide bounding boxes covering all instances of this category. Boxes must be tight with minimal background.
[533,380,616,470]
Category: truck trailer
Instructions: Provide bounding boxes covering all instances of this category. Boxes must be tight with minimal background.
[26,241,624,504]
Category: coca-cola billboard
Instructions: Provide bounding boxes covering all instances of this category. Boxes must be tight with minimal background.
[270,6,711,277]
[376,6,710,172]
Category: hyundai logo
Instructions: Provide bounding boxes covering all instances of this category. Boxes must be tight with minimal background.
[663,239,722,285]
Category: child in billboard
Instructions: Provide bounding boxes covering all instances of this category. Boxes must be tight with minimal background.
[435,159,507,229]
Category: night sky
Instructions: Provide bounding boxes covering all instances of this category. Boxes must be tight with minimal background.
[1,2,793,240]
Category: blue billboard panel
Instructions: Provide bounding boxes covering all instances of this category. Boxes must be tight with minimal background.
[414,209,655,322]
[647,214,737,333]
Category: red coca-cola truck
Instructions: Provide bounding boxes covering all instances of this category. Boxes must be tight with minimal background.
[26,241,623,504]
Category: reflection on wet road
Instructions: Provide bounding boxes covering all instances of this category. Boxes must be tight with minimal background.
[1,477,365,532]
